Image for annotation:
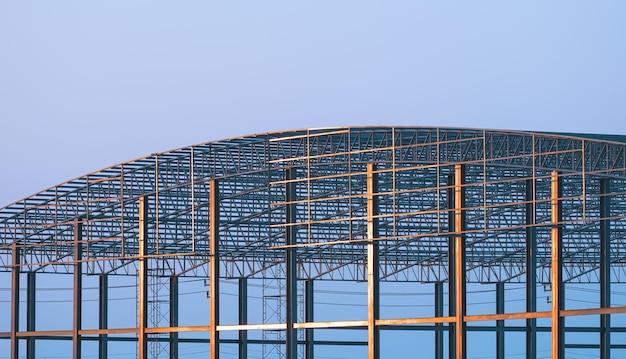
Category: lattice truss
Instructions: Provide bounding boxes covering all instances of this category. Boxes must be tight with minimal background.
[2,127,626,283]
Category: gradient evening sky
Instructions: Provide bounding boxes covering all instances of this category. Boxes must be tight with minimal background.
[1,1,625,206]
[1,2,626,358]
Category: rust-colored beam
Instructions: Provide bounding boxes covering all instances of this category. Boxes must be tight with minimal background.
[138,197,148,359]
[7,303,626,339]
[454,164,466,359]
[367,163,380,359]
[551,171,564,359]
[73,218,83,359]
[210,179,220,359]
[10,243,20,359]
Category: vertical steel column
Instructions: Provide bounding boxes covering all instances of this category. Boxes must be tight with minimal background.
[238,278,248,359]
[366,163,380,359]
[138,196,148,359]
[453,164,466,359]
[26,272,36,359]
[447,173,456,359]
[435,282,444,359]
[210,179,220,359]
[550,172,564,359]
[170,276,179,359]
[496,282,504,359]
[10,243,20,359]
[285,168,298,359]
[305,280,314,359]
[73,218,83,359]
[599,179,611,359]
[525,179,537,359]
[99,275,108,359]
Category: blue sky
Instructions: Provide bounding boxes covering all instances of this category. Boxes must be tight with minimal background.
[1,1,625,206]
[1,2,626,358]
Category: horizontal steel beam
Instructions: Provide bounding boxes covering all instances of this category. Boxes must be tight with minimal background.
[3,303,626,338]
[6,324,626,341]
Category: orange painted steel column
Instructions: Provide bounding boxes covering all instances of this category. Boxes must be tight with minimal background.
[138,196,148,359]
[453,164,466,359]
[10,242,20,359]
[73,218,83,359]
[210,179,220,359]
[367,163,380,359]
[550,171,564,359]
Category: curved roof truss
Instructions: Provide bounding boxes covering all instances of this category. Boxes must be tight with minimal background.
[2,126,626,283]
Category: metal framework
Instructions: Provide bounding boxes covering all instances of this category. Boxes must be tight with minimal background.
[2,126,626,358]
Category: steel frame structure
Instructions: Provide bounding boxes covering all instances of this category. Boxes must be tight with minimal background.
[2,126,626,358]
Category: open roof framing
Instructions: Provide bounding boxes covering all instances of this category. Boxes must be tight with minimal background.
[1,126,626,359]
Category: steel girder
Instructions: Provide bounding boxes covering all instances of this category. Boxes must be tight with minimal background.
[1,127,626,284]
